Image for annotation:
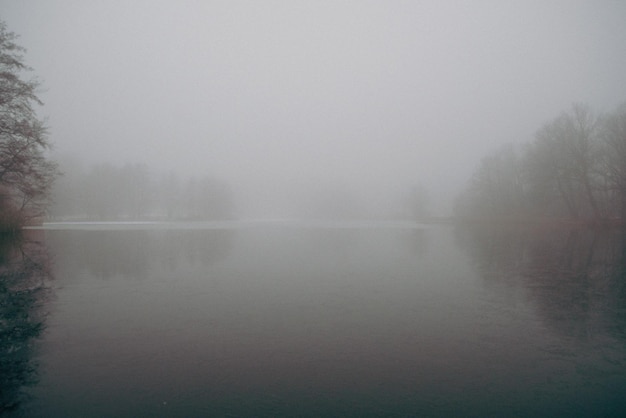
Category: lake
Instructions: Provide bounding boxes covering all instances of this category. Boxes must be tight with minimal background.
[2,222,626,417]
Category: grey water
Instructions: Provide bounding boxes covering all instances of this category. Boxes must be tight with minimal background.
[3,222,626,417]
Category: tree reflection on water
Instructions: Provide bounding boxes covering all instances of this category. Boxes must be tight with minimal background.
[0,231,52,414]
[44,229,234,280]
[457,225,626,342]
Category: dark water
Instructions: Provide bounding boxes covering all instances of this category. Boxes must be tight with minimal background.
[2,222,626,417]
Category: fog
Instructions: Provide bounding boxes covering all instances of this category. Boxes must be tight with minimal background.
[2,0,626,218]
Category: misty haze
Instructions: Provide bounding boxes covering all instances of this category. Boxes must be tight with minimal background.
[1,1,626,417]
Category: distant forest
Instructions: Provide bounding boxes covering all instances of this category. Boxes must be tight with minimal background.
[44,101,626,225]
[456,102,626,225]
[50,161,235,221]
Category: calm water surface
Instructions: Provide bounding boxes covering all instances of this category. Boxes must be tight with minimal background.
[3,222,626,417]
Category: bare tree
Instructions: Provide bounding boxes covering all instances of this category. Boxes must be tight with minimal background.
[528,104,601,219]
[601,103,626,219]
[0,21,57,229]
[458,144,526,221]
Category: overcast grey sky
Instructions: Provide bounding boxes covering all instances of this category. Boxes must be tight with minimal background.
[2,0,626,216]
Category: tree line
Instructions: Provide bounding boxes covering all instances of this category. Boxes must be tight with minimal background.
[456,103,626,225]
[50,161,235,221]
